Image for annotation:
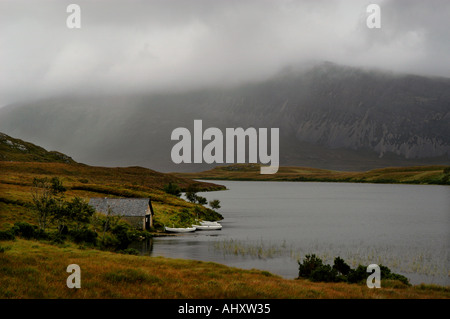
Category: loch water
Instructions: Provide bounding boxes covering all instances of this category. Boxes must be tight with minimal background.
[132,181,449,286]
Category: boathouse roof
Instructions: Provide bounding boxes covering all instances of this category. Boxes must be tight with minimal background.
[88,198,151,217]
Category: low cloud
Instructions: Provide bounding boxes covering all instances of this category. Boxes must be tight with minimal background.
[1,0,449,106]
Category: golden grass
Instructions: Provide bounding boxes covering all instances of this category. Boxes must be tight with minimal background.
[0,161,225,229]
[0,239,448,299]
[174,164,450,185]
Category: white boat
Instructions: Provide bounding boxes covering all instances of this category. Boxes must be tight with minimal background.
[192,220,222,230]
[192,224,222,230]
[164,226,197,233]
[200,221,221,226]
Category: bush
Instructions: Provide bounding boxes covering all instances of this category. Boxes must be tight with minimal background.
[196,196,208,205]
[99,233,120,250]
[13,222,37,239]
[173,208,195,227]
[163,182,181,197]
[48,231,66,244]
[298,256,410,286]
[387,273,410,286]
[379,264,410,285]
[111,223,139,250]
[298,254,324,278]
[0,230,15,241]
[34,229,49,240]
[310,264,339,283]
[333,256,351,276]
[209,199,221,210]
[185,191,198,203]
[69,228,98,244]
[194,205,223,223]
[347,265,368,284]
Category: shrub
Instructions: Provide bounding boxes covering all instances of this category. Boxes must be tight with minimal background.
[173,208,195,227]
[163,182,181,197]
[333,256,351,276]
[209,199,221,210]
[298,256,410,285]
[0,230,15,241]
[13,222,37,239]
[194,205,223,222]
[347,265,368,284]
[196,196,208,205]
[34,229,49,240]
[185,191,198,203]
[310,264,339,282]
[379,264,410,285]
[48,231,66,244]
[111,223,139,250]
[69,228,98,244]
[99,233,120,250]
[298,254,323,278]
[387,273,410,286]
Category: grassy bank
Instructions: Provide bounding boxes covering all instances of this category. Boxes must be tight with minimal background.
[0,161,225,230]
[0,239,449,299]
[174,164,450,185]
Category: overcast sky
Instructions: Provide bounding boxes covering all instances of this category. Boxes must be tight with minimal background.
[1,0,449,107]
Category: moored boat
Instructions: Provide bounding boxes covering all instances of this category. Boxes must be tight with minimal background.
[192,224,222,230]
[200,221,221,226]
[192,220,222,230]
[164,226,197,233]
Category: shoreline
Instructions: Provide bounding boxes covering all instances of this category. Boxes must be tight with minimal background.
[173,164,450,186]
[1,239,449,299]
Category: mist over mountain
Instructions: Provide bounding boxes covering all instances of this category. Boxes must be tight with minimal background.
[0,63,449,172]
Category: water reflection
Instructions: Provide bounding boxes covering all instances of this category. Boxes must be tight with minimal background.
[129,238,154,255]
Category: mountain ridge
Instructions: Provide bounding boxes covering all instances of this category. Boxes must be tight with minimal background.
[0,132,75,164]
[0,62,448,172]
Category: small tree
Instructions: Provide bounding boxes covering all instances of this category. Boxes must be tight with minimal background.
[209,199,221,211]
[51,199,70,235]
[65,197,95,231]
[310,264,338,283]
[32,177,66,232]
[163,182,181,197]
[298,254,323,278]
[196,196,207,205]
[50,176,66,194]
[186,191,198,203]
[48,177,68,234]
[185,184,199,203]
[98,207,122,243]
[333,256,351,276]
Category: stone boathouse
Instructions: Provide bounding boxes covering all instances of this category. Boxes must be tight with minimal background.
[88,198,154,230]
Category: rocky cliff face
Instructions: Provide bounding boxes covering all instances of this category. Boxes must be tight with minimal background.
[290,65,450,159]
[295,114,449,159]
[0,63,448,171]
[215,63,450,160]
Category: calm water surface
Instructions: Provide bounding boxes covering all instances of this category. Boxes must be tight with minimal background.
[132,181,449,285]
